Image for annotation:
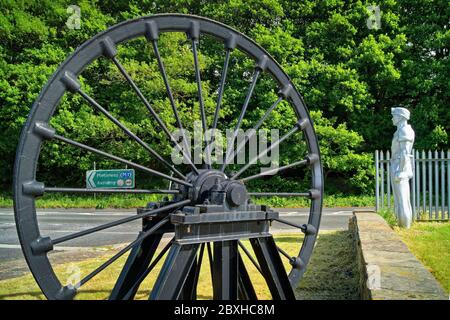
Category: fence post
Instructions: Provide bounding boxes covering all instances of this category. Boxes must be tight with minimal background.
[375,150,379,211]
[415,150,420,218]
[441,150,445,219]
[428,150,433,219]
[380,151,385,209]
[411,149,416,219]
[434,150,439,219]
[387,150,391,208]
[447,150,450,219]
[422,150,426,217]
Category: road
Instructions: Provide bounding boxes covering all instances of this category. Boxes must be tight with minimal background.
[0,207,367,264]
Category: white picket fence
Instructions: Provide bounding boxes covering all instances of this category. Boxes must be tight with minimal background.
[375,150,450,220]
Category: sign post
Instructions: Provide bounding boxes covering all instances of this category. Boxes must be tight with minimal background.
[86,169,135,189]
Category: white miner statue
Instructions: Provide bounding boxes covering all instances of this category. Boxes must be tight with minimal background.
[390,107,415,228]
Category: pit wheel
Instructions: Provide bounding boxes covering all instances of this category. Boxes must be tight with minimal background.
[13,14,323,300]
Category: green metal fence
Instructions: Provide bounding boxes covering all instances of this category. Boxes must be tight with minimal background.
[375,150,450,220]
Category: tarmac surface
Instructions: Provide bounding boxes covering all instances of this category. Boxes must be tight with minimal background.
[0,207,371,280]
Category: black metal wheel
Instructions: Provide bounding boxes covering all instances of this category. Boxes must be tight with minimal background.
[13,14,323,300]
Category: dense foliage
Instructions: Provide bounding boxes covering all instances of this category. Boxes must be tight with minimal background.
[0,0,448,194]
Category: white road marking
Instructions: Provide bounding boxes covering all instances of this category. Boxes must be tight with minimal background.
[0,223,16,227]
[0,244,108,251]
[0,211,134,216]
[330,211,353,215]
[39,230,140,235]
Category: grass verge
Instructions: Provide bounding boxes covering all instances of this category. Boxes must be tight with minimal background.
[395,222,450,294]
[0,193,374,209]
[0,231,359,300]
[376,208,398,227]
[295,230,359,299]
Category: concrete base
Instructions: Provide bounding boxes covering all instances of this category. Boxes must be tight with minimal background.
[350,210,447,300]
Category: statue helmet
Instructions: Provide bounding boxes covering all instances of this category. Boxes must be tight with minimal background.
[391,107,410,120]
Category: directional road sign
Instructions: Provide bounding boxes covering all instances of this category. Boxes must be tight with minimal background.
[86,169,135,189]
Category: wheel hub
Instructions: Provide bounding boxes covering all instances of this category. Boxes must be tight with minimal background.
[185,170,248,208]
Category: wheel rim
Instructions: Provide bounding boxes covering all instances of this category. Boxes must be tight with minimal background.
[13,13,323,300]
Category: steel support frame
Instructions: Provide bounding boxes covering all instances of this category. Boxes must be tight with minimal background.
[109,210,171,300]
[212,240,239,299]
[149,242,200,300]
[250,236,295,300]
[148,238,292,300]
[147,237,293,300]
[147,202,295,300]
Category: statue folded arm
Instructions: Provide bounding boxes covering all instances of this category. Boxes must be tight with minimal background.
[395,125,415,181]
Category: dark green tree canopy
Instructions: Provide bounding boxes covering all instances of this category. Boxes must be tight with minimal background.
[0,0,448,194]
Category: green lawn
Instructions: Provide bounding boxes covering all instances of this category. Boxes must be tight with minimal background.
[0,193,375,209]
[0,231,359,300]
[395,222,450,293]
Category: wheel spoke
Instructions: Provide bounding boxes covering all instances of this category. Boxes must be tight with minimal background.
[73,88,185,180]
[103,52,198,173]
[204,48,232,166]
[61,69,189,178]
[240,158,309,183]
[248,192,310,197]
[272,217,307,231]
[111,56,169,134]
[191,39,207,136]
[190,37,212,168]
[122,237,175,300]
[52,199,190,245]
[237,240,263,275]
[276,245,294,262]
[45,187,179,194]
[252,97,284,133]
[225,96,283,168]
[53,133,191,187]
[221,67,262,172]
[230,119,308,180]
[250,188,320,200]
[76,218,169,288]
[150,38,191,156]
[211,49,231,135]
[111,56,198,173]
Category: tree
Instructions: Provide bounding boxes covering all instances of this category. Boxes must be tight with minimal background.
[0,0,447,195]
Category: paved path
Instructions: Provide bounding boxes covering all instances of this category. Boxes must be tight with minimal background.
[0,207,372,280]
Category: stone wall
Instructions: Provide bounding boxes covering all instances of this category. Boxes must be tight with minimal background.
[349,210,447,300]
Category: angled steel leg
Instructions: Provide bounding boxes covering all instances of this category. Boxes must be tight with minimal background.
[250,236,295,300]
[238,253,257,300]
[149,243,200,300]
[179,259,198,300]
[109,230,162,299]
[180,243,205,299]
[212,240,238,300]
